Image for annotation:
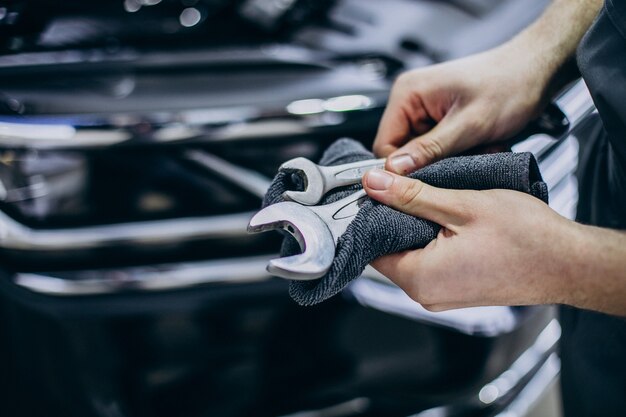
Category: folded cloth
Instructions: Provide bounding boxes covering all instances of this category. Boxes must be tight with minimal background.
[263,138,549,306]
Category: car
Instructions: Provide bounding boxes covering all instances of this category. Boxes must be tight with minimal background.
[0,1,595,416]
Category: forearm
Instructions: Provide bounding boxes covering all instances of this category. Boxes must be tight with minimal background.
[499,0,602,99]
[560,223,626,316]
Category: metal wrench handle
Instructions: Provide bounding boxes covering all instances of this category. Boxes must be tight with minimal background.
[311,189,368,242]
[319,158,386,192]
[281,156,385,205]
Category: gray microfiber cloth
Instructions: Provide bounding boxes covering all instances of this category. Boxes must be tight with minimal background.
[263,138,549,306]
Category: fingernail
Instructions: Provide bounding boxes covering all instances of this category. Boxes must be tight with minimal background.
[366,169,394,190]
[390,154,416,174]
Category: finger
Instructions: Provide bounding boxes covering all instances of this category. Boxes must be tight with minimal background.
[370,249,420,297]
[372,101,414,157]
[373,78,432,157]
[384,114,466,174]
[370,250,424,288]
[372,254,472,312]
[362,170,472,228]
[372,105,407,157]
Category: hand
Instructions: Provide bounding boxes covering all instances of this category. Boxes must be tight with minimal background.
[362,169,577,311]
[374,45,551,174]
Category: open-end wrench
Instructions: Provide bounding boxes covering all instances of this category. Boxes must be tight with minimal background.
[279,157,385,205]
[247,189,368,280]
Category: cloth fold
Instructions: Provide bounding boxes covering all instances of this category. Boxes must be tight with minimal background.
[263,138,549,306]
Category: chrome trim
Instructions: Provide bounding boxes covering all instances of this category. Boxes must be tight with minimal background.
[0,126,133,149]
[0,45,331,71]
[0,92,387,150]
[14,255,275,295]
[478,319,561,405]
[0,78,590,151]
[0,209,253,251]
[513,79,595,157]
[556,79,595,129]
[548,173,579,221]
[512,79,593,221]
[0,150,270,253]
[348,273,519,337]
[409,320,561,417]
[494,354,560,417]
[539,136,579,219]
[184,150,271,199]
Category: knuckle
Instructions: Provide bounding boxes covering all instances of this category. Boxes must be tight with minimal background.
[465,115,486,134]
[397,180,425,207]
[395,70,421,90]
[372,141,386,157]
[464,116,481,133]
[417,137,444,161]
[464,191,495,222]
[454,192,480,222]
[465,104,494,135]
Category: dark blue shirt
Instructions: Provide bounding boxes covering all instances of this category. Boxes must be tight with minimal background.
[560,1,626,416]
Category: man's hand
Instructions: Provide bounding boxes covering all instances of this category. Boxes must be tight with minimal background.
[375,0,603,175]
[362,169,626,316]
[362,169,570,310]
[374,47,549,174]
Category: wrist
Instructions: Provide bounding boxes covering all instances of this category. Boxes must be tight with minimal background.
[558,224,626,315]
[552,221,588,306]
[537,217,587,306]
[546,220,620,311]
[495,38,554,108]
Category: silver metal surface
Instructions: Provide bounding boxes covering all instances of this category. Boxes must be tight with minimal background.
[0,208,252,251]
[248,189,368,280]
[14,255,274,295]
[350,273,522,336]
[0,91,386,150]
[514,79,594,153]
[539,136,579,219]
[494,355,561,417]
[280,156,385,205]
[478,319,561,405]
[512,79,595,221]
[556,79,596,129]
[409,320,561,417]
[184,149,272,199]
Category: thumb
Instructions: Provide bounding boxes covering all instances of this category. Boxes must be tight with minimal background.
[362,169,471,228]
[385,113,467,174]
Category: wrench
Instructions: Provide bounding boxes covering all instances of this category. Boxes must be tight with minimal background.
[247,189,368,280]
[279,157,385,205]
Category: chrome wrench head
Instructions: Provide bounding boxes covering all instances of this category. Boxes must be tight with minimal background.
[279,157,326,206]
[248,202,335,280]
[247,190,367,280]
[280,157,385,206]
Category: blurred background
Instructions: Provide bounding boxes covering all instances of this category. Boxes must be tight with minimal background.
[0,1,596,416]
